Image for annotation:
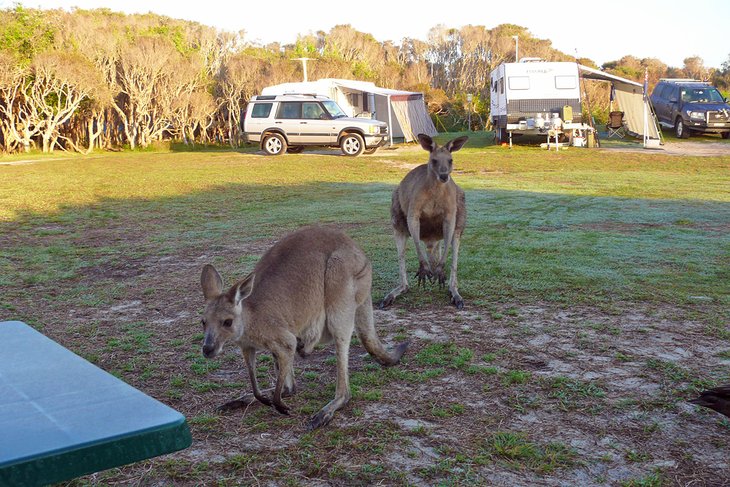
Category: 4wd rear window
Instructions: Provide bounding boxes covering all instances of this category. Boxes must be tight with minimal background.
[251,103,272,118]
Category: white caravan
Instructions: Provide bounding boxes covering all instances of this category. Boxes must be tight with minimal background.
[490,59,585,144]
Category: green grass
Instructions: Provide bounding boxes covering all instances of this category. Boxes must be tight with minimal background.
[482,431,577,474]
[1,138,728,487]
[1,140,728,316]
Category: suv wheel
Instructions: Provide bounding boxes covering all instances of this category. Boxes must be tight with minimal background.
[340,133,365,156]
[675,118,690,139]
[262,133,287,155]
[721,132,729,140]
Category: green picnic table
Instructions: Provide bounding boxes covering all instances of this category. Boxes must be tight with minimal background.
[0,321,192,486]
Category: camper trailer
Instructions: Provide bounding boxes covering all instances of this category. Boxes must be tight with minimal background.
[490,59,583,144]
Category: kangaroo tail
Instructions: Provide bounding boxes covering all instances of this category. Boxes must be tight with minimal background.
[355,295,408,366]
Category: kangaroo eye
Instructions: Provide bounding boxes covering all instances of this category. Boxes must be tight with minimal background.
[222,319,233,328]
[201,319,206,328]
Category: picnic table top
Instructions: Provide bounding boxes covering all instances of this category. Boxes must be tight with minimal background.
[0,320,191,486]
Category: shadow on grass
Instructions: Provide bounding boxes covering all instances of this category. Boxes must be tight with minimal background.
[2,181,728,325]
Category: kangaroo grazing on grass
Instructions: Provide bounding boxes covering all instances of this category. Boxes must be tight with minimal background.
[199,226,408,430]
[381,133,469,309]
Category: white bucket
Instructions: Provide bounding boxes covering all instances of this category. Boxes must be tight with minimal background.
[573,136,586,147]
[644,138,661,149]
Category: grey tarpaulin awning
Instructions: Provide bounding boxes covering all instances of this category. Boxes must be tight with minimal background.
[578,65,661,140]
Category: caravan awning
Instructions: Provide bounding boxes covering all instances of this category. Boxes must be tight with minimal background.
[578,65,660,140]
[331,79,436,141]
[330,79,420,99]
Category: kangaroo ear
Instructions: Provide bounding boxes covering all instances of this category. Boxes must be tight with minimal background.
[227,272,255,306]
[201,264,223,300]
[417,133,436,152]
[445,136,468,153]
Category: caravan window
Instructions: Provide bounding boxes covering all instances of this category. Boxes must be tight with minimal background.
[509,76,530,90]
[498,77,504,95]
[555,76,577,89]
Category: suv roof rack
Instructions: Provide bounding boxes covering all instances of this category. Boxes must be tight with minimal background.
[658,78,706,83]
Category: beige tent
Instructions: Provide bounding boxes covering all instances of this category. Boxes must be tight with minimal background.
[262,78,437,144]
[578,65,661,143]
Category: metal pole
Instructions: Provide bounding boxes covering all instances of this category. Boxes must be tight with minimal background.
[387,94,394,147]
[467,93,473,131]
[643,68,648,148]
[294,58,310,82]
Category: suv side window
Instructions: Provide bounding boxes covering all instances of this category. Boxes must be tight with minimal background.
[277,102,302,119]
[302,102,327,120]
[667,86,679,102]
[251,103,273,118]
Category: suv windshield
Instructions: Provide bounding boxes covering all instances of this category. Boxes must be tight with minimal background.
[680,88,725,103]
[322,100,347,118]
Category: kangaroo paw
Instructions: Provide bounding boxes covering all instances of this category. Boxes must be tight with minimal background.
[434,265,446,288]
[380,286,408,308]
[309,409,335,430]
[415,263,432,286]
[379,294,395,308]
[273,400,291,416]
[451,293,464,309]
[296,338,309,358]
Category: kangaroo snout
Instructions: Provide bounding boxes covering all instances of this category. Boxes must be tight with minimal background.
[202,343,217,358]
[202,331,220,358]
[438,174,449,183]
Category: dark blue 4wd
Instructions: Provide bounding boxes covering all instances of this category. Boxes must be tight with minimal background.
[650,79,730,139]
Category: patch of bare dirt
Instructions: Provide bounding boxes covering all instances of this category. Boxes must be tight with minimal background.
[603,140,730,156]
[5,233,728,486]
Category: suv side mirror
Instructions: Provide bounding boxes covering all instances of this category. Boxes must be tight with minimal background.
[669,96,678,103]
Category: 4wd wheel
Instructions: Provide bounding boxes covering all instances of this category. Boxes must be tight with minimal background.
[286,145,305,154]
[675,118,690,139]
[340,133,365,156]
[363,147,378,155]
[721,131,729,140]
[262,133,287,155]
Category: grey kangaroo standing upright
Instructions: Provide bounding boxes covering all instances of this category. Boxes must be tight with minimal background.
[381,133,469,309]
[199,226,408,430]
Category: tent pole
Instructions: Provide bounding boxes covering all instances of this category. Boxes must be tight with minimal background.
[387,94,394,147]
[643,69,648,148]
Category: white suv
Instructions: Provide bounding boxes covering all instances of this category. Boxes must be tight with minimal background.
[242,94,389,156]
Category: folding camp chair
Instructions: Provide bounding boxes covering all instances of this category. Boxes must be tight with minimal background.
[606,111,626,138]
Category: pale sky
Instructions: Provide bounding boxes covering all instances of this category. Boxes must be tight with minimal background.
[10,0,730,68]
